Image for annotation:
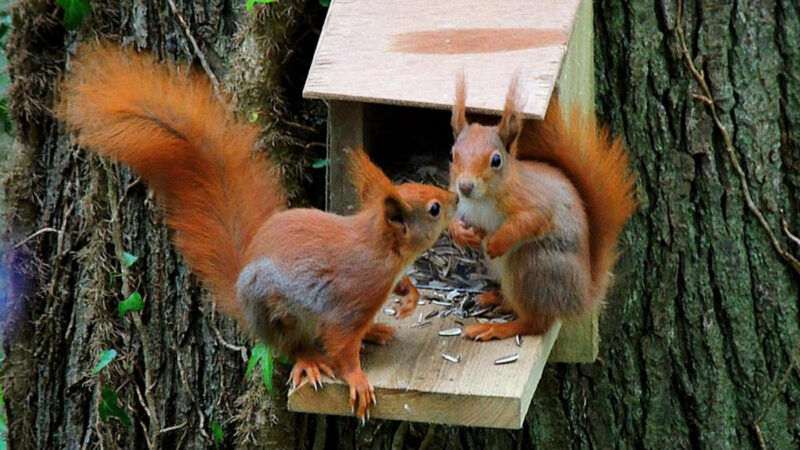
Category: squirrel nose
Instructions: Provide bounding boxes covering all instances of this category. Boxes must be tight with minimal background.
[458,181,474,197]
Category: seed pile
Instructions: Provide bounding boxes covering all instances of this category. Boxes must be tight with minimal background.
[394,287,519,330]
[391,162,497,293]
[385,160,520,366]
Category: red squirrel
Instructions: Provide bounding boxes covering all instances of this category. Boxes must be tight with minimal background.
[448,77,636,341]
[58,44,457,420]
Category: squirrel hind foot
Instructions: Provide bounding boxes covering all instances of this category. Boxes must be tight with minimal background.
[342,369,375,420]
[290,350,335,390]
[464,315,555,341]
[476,291,516,315]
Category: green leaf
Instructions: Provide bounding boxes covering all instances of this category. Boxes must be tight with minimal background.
[319,0,331,6]
[311,158,329,169]
[56,0,90,31]
[245,344,267,378]
[249,112,259,122]
[121,252,138,268]
[211,421,224,444]
[260,350,274,393]
[118,292,144,317]
[92,349,117,374]
[245,344,274,393]
[246,0,277,11]
[99,387,132,428]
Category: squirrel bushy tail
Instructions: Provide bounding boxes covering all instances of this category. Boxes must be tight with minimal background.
[59,44,285,319]
[517,98,637,303]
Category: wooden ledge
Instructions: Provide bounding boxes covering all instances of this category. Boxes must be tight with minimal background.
[288,297,560,428]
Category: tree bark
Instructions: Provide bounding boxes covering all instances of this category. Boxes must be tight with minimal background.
[2,1,325,449]
[2,0,799,449]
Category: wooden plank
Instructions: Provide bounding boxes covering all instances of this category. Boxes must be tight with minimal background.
[327,101,364,214]
[555,0,594,119]
[548,312,597,363]
[305,0,582,119]
[288,294,560,429]
[548,0,598,363]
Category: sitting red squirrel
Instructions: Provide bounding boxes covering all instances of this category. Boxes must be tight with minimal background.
[448,77,637,341]
[58,44,456,420]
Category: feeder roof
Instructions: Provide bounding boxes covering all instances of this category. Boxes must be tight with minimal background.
[304,0,583,119]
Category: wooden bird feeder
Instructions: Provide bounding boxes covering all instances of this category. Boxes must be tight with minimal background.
[291,0,596,428]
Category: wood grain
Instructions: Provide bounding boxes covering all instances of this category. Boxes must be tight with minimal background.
[547,0,598,363]
[327,101,364,214]
[304,0,582,119]
[288,292,560,429]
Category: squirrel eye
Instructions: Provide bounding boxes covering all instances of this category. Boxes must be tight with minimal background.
[428,202,441,217]
[490,153,502,168]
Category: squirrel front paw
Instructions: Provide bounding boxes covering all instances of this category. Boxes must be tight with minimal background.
[395,301,416,319]
[486,233,512,259]
[362,323,396,345]
[342,369,375,422]
[449,219,486,249]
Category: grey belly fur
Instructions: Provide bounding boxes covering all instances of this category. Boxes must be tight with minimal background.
[236,258,327,356]
[503,234,590,318]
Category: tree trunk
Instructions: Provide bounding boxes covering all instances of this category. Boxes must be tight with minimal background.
[2,0,799,449]
[2,1,326,448]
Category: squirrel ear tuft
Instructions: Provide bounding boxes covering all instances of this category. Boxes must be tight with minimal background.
[451,72,467,139]
[498,75,523,153]
[349,148,396,206]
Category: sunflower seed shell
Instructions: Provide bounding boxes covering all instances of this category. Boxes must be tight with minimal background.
[494,354,519,365]
[438,327,463,336]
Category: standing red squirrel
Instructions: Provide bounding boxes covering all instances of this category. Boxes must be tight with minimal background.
[58,44,456,420]
[448,77,637,341]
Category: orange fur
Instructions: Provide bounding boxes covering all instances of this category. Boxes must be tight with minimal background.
[517,97,637,301]
[58,43,284,319]
[59,44,458,420]
[392,275,420,319]
[449,78,637,340]
[451,72,467,137]
[485,211,555,259]
[349,148,403,207]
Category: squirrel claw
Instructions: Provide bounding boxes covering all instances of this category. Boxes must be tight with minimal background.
[344,369,374,421]
[291,352,335,391]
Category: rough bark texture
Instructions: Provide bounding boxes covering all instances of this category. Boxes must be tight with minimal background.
[2,0,799,449]
[2,1,325,449]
